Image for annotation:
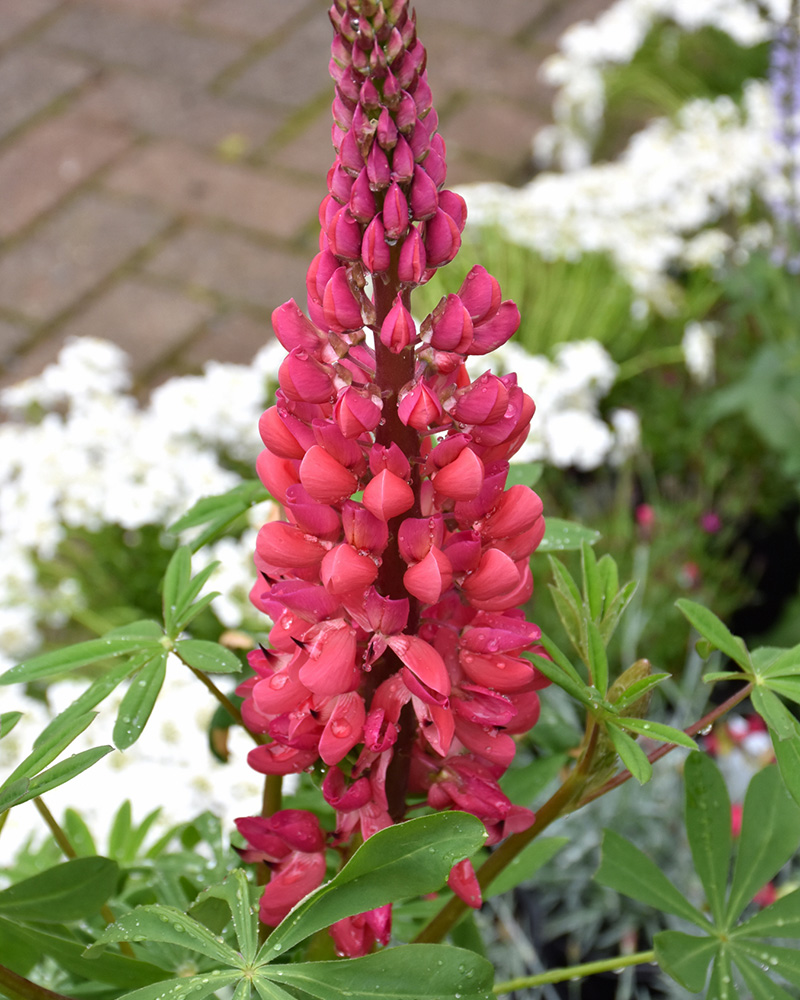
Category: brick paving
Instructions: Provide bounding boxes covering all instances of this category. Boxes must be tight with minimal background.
[0,0,611,391]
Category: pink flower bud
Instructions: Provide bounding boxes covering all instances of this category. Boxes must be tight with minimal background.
[443,530,482,573]
[255,449,299,505]
[334,386,382,437]
[424,208,461,267]
[319,692,367,765]
[458,265,502,322]
[396,91,417,131]
[413,76,433,116]
[409,164,438,220]
[398,381,442,429]
[382,181,410,240]
[403,546,453,604]
[439,189,467,232]
[259,851,327,926]
[299,444,358,504]
[349,167,377,222]
[328,206,363,260]
[306,249,338,309]
[408,120,431,162]
[462,548,520,603]
[278,348,335,403]
[423,142,446,187]
[397,228,427,283]
[448,858,482,908]
[458,649,535,693]
[361,215,391,272]
[391,134,415,182]
[453,373,509,425]
[259,406,306,459]
[481,485,544,540]
[256,521,326,570]
[398,515,444,562]
[339,126,365,173]
[367,141,391,189]
[351,104,377,149]
[320,543,378,595]
[363,468,414,521]
[332,93,355,130]
[323,266,364,332]
[427,294,473,352]
[329,162,355,204]
[369,441,411,479]
[380,294,415,353]
[387,633,450,700]
[432,446,484,501]
[284,485,341,540]
[376,107,398,149]
[359,77,381,110]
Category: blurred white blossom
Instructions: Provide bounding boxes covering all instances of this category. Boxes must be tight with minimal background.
[682,320,719,384]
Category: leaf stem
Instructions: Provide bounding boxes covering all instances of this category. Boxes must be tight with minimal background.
[0,963,77,1000]
[493,949,656,993]
[181,661,267,745]
[33,797,134,957]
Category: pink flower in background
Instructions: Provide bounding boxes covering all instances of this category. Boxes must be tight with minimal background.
[237,0,548,954]
[700,511,722,534]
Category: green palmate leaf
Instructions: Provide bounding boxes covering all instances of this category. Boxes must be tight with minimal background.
[113,652,169,750]
[0,712,22,739]
[763,676,800,707]
[706,947,734,1000]
[586,621,608,695]
[169,480,270,552]
[0,747,113,811]
[753,643,800,678]
[0,629,164,685]
[596,830,709,929]
[597,579,638,645]
[89,904,243,968]
[0,857,118,923]
[191,870,259,965]
[772,717,800,808]
[752,685,797,740]
[162,546,192,635]
[615,717,698,750]
[684,752,731,928]
[734,940,800,989]
[581,542,604,621]
[0,918,166,988]
[735,954,797,1000]
[726,764,800,925]
[675,600,751,672]
[610,673,670,712]
[260,944,493,1000]
[484,837,568,897]
[526,652,590,707]
[606,724,652,784]
[117,971,241,1000]
[2,710,97,788]
[539,518,601,552]
[260,812,486,961]
[734,886,800,940]
[175,640,242,675]
[653,931,717,993]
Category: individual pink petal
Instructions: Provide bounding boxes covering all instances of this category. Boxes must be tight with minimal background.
[387,634,450,698]
[458,650,534,692]
[453,373,509,425]
[278,349,335,403]
[272,300,326,353]
[397,381,443,430]
[247,742,318,776]
[409,165,438,220]
[368,442,411,479]
[349,167,377,222]
[320,543,378,595]
[468,300,521,354]
[458,265,502,323]
[427,294,473,353]
[391,134,415,182]
[252,666,309,716]
[342,501,389,553]
[382,181,410,239]
[432,447,485,501]
[424,208,461,267]
[439,189,467,232]
[334,386,383,438]
[258,406,306,460]
[443,530,482,573]
[319,691,366,765]
[453,684,516,727]
[412,696,454,756]
[504,690,541,733]
[403,547,453,604]
[362,469,414,521]
[462,548,522,605]
[380,295,416,353]
[328,161,355,202]
[323,267,364,332]
[448,858,482,908]
[367,141,391,189]
[299,619,360,695]
[362,215,391,272]
[322,767,373,811]
[259,851,327,926]
[397,228,427,283]
[328,206,363,260]
[256,521,326,570]
[455,716,515,769]
[299,445,358,504]
[398,514,444,563]
[481,485,544,540]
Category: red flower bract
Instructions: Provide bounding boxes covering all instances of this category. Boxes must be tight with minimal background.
[238,0,549,955]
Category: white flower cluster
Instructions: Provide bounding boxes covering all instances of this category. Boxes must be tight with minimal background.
[537,0,789,169]
[462,83,778,312]
[468,340,640,471]
[0,337,282,669]
[0,667,264,866]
